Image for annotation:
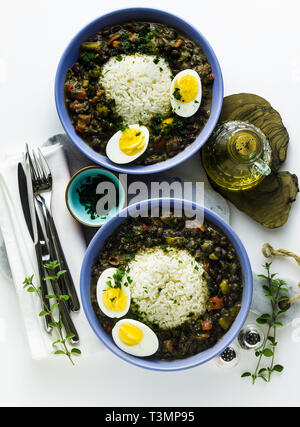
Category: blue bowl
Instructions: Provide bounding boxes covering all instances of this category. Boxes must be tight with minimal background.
[55,7,224,175]
[80,198,253,371]
[65,166,126,227]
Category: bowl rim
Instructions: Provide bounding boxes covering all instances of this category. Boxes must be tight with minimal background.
[55,7,224,175]
[80,198,253,371]
[65,165,126,227]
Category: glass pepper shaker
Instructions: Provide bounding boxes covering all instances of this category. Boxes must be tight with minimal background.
[215,344,240,368]
[238,324,264,350]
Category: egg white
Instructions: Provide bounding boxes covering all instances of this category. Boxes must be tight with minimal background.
[170,69,202,118]
[96,267,131,318]
[112,319,159,357]
[106,124,149,164]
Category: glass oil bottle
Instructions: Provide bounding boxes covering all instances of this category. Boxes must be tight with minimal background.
[202,121,272,191]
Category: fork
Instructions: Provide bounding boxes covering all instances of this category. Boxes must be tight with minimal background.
[27,146,80,312]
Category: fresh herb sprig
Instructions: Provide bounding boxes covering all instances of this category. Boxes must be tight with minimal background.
[242,262,288,384]
[23,261,81,366]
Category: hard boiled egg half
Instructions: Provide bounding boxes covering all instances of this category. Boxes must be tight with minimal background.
[170,69,202,117]
[106,125,149,164]
[112,319,159,357]
[96,267,130,318]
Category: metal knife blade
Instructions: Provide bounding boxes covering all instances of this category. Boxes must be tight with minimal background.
[18,163,34,241]
[18,161,52,333]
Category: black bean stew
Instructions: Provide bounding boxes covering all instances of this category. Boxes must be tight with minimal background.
[64,21,214,165]
[91,215,243,360]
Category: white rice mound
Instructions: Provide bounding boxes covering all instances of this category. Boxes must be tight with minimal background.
[99,54,172,125]
[128,247,208,329]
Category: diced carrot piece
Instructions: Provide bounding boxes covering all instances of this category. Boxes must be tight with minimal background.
[155,139,167,150]
[194,220,205,232]
[202,320,212,331]
[174,39,183,48]
[75,89,87,100]
[204,260,210,271]
[207,296,223,311]
[107,34,121,46]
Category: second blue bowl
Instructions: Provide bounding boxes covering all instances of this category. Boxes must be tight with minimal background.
[80,198,253,371]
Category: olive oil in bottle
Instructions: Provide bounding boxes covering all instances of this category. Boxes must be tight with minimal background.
[202,121,272,191]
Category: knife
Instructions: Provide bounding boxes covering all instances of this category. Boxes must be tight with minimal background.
[18,162,52,333]
[18,163,34,241]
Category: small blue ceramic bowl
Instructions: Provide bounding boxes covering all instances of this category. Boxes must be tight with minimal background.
[80,198,253,371]
[65,166,126,227]
[55,7,224,175]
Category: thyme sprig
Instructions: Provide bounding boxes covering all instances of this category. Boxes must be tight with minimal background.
[242,262,288,384]
[23,260,81,366]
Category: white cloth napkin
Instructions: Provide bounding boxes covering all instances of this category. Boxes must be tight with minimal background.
[0,143,102,360]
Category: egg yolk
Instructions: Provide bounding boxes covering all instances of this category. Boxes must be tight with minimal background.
[102,288,127,312]
[174,74,198,103]
[118,323,144,346]
[119,128,145,156]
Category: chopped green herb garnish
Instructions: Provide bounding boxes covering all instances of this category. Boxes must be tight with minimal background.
[173,87,182,100]
[161,244,172,254]
[122,40,132,53]
[112,268,125,288]
[150,113,163,135]
[120,124,130,132]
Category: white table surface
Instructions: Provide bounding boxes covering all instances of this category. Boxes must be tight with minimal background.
[1,0,300,407]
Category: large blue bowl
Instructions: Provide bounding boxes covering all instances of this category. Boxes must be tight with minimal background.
[55,7,224,175]
[80,198,253,371]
